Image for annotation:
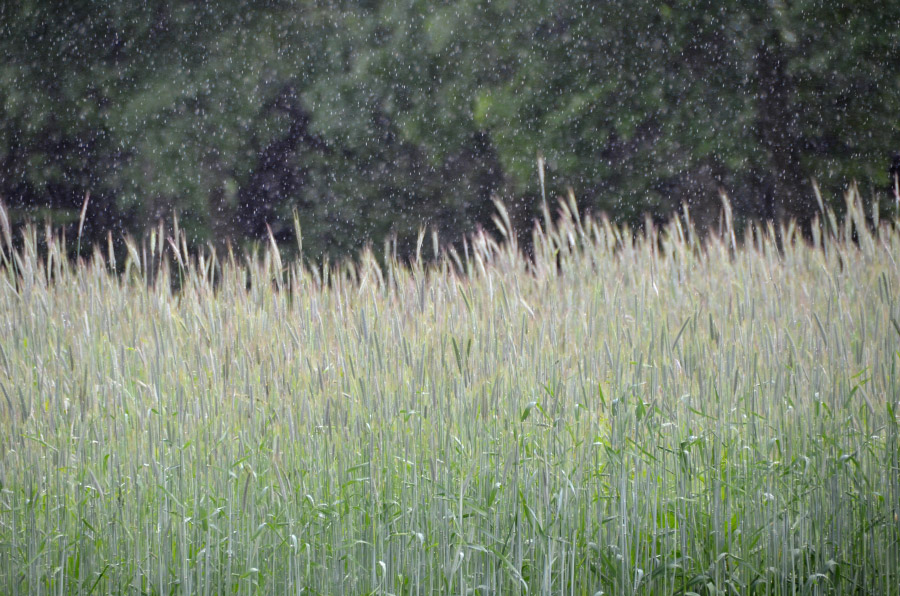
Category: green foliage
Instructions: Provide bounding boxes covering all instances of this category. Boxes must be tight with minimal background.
[1,1,898,257]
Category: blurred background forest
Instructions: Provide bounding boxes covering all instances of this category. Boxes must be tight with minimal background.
[1,0,898,260]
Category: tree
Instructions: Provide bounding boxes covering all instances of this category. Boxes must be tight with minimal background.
[2,0,898,259]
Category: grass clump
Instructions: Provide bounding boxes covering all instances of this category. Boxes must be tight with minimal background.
[0,192,898,595]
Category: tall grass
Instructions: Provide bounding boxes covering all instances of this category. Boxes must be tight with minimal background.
[0,191,898,595]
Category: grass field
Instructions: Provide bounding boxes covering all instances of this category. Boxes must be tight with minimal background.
[0,194,898,595]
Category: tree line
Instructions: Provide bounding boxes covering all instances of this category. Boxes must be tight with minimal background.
[2,0,898,260]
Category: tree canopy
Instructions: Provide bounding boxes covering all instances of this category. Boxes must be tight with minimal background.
[2,0,898,259]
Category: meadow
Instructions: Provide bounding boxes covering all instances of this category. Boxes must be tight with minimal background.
[0,193,898,595]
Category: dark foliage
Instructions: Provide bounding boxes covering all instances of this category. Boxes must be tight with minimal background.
[1,1,898,260]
